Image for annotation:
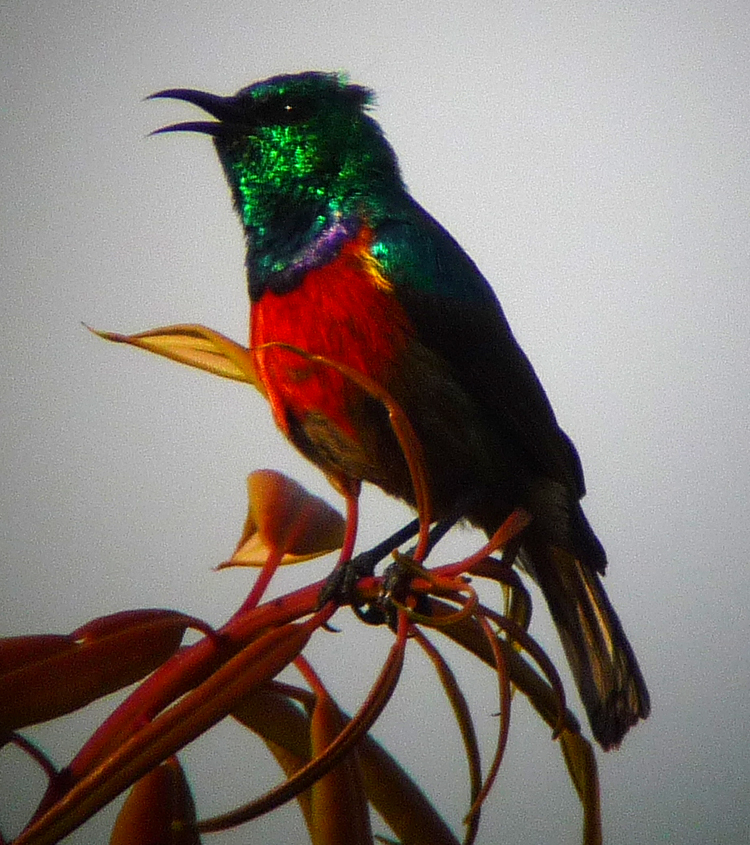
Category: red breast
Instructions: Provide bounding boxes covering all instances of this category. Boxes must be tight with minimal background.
[250,227,413,440]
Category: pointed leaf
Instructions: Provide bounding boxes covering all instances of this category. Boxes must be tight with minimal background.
[0,636,75,675]
[233,686,461,845]
[110,757,200,845]
[264,740,315,834]
[14,622,313,845]
[89,324,263,391]
[198,613,407,833]
[309,687,373,845]
[1,610,195,732]
[232,689,314,834]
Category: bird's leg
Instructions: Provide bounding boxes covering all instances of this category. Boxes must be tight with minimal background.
[356,513,467,626]
[377,488,517,626]
[318,517,421,618]
[375,510,468,626]
[320,488,490,623]
[339,484,360,565]
[319,507,467,626]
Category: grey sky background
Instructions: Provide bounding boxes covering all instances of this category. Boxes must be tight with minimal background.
[2,1,749,843]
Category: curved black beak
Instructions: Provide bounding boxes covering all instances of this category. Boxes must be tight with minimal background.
[147,88,239,137]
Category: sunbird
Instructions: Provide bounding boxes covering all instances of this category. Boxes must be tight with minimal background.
[151,72,649,749]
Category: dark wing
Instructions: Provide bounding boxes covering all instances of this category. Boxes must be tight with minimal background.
[373,197,585,498]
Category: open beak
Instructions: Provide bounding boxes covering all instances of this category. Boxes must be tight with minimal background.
[148,88,240,137]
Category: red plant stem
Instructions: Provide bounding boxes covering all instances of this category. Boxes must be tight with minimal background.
[58,580,321,792]
[19,620,317,845]
[37,513,522,818]
[293,653,327,698]
[465,613,512,823]
[237,548,285,614]
[199,608,409,832]
[438,508,531,578]
[7,734,59,782]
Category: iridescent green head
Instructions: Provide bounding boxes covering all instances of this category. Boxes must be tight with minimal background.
[151,72,404,293]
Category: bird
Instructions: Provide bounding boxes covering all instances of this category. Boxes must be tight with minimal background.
[150,71,649,750]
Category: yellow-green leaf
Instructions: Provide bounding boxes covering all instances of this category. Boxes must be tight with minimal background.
[89,324,263,391]
[560,729,602,845]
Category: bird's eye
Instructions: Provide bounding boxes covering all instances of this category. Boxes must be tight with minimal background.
[254,95,317,126]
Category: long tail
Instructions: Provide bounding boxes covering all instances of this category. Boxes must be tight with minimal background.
[520,540,650,750]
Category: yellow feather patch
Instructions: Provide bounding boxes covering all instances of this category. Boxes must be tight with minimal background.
[359,248,394,293]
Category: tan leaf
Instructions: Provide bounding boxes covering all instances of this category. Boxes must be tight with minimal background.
[309,687,373,845]
[221,470,345,568]
[89,323,263,391]
[233,686,461,845]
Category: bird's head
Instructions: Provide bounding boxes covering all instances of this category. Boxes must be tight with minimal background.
[150,72,402,233]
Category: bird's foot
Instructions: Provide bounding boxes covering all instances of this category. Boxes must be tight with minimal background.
[318,511,465,625]
[317,518,421,623]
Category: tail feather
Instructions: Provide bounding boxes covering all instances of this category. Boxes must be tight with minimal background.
[520,541,650,750]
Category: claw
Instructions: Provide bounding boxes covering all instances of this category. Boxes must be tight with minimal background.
[319,513,466,627]
[317,518,421,617]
